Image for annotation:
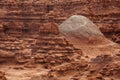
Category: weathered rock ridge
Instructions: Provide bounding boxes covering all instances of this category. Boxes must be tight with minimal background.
[0,0,119,43]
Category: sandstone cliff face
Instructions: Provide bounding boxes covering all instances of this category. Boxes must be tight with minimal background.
[0,1,119,80]
[55,0,120,43]
[0,0,119,43]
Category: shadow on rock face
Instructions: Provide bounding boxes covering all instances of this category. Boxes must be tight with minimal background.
[0,71,7,80]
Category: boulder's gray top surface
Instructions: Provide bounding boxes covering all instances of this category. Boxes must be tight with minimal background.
[59,15,104,40]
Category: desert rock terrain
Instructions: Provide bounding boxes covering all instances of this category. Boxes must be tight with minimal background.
[0,0,120,80]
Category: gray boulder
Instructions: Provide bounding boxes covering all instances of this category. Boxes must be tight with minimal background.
[59,15,104,40]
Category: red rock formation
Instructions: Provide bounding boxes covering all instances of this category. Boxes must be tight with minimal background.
[0,71,7,80]
[0,29,81,65]
[41,22,59,35]
[0,1,119,80]
[0,0,119,43]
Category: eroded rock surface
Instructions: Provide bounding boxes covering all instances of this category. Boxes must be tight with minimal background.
[0,71,7,80]
[0,0,119,80]
[59,15,107,44]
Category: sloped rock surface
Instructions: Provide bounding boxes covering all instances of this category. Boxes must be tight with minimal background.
[59,15,111,44]
[60,15,103,37]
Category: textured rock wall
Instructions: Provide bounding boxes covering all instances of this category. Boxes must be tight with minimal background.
[54,0,120,43]
[58,0,120,43]
[0,0,119,25]
[0,0,119,43]
[0,33,82,66]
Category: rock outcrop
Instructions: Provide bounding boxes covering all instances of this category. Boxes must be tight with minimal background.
[0,22,82,65]
[0,0,119,43]
[0,71,7,80]
[59,15,111,44]
[0,1,119,80]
